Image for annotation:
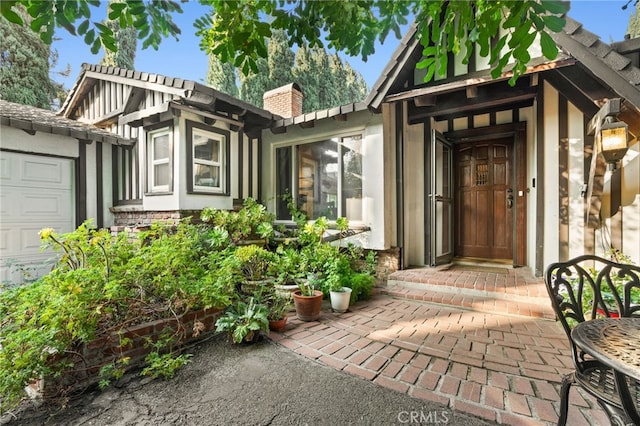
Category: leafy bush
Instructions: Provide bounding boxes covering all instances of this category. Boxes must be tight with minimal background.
[0,221,233,412]
[201,198,274,245]
[215,298,269,344]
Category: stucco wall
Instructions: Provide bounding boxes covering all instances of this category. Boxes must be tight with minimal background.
[261,109,387,250]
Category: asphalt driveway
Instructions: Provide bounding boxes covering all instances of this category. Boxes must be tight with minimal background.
[1,333,495,426]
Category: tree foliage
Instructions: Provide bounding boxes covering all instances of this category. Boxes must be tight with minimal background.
[0,6,56,108]
[238,55,270,107]
[268,29,294,89]
[231,32,368,112]
[627,1,640,39]
[1,1,569,87]
[206,53,238,97]
[99,0,137,69]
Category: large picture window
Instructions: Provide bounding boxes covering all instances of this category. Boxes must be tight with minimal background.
[186,121,230,195]
[146,128,172,193]
[276,135,363,221]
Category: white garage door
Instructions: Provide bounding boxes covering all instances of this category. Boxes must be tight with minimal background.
[0,151,75,285]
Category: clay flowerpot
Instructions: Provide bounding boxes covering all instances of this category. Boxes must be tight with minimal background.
[292,290,323,321]
[330,287,352,313]
[268,317,288,332]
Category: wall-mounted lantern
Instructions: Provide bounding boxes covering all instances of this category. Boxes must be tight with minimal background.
[600,116,629,169]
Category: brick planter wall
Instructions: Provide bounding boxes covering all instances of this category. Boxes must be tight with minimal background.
[373,247,401,283]
[29,307,223,400]
[111,210,204,227]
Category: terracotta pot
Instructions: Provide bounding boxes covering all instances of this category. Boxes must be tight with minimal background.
[292,290,323,321]
[269,317,288,332]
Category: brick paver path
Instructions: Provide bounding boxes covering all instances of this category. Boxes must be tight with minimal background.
[269,296,610,425]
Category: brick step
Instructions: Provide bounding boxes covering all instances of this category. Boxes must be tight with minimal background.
[380,284,556,319]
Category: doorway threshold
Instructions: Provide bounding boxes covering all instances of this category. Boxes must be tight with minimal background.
[452,257,513,268]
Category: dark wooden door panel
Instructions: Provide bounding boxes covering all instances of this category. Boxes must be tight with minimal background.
[455,138,513,260]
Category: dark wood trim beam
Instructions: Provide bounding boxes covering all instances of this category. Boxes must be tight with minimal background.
[587,98,622,135]
[444,122,526,142]
[558,95,569,261]
[551,31,640,110]
[544,69,600,117]
[238,132,244,200]
[77,141,88,227]
[408,83,537,121]
[123,87,145,114]
[96,142,103,228]
[415,95,437,107]
[535,79,545,276]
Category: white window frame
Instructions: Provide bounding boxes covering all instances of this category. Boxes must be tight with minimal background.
[146,128,172,194]
[192,128,225,194]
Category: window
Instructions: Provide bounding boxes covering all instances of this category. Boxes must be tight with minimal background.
[193,129,223,191]
[276,135,363,221]
[186,121,229,194]
[146,128,172,193]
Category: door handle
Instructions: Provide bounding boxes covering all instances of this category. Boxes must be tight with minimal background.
[507,189,514,209]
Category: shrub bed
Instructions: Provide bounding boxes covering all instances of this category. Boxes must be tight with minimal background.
[0,221,233,412]
[28,307,222,400]
[0,198,378,412]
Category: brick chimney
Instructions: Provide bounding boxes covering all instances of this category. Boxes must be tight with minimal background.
[263,83,303,118]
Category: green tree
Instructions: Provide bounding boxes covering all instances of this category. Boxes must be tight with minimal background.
[0,6,56,108]
[238,56,270,107]
[1,1,569,86]
[329,54,368,106]
[99,0,136,69]
[311,46,339,110]
[346,62,369,104]
[207,54,238,97]
[268,29,294,89]
[292,43,318,113]
[627,1,640,39]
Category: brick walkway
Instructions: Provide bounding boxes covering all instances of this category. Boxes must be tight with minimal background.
[269,295,611,425]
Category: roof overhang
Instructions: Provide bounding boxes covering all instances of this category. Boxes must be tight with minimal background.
[1,100,135,145]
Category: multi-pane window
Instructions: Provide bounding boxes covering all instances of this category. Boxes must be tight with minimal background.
[147,129,171,193]
[186,121,229,195]
[276,135,363,221]
[193,129,223,192]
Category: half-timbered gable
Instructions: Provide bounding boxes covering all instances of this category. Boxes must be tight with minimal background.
[60,64,275,226]
[368,16,640,273]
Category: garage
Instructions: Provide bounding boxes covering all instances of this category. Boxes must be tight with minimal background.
[0,151,75,284]
[1,100,134,286]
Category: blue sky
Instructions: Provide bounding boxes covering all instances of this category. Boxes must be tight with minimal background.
[51,1,633,92]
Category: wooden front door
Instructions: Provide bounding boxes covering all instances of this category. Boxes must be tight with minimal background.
[455,137,513,260]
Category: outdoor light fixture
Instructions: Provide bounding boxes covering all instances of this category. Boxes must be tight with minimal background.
[600,117,629,169]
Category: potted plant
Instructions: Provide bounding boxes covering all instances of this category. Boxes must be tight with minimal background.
[215,297,269,344]
[229,244,277,295]
[291,274,324,321]
[273,246,306,293]
[266,291,291,331]
[325,255,352,313]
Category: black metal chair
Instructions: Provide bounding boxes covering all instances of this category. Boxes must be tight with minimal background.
[544,254,640,426]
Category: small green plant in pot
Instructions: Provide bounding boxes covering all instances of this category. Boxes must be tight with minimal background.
[227,244,278,296]
[327,258,353,313]
[292,274,324,321]
[215,298,269,344]
[266,291,291,331]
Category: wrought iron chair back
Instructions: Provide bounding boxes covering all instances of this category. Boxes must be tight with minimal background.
[545,254,640,425]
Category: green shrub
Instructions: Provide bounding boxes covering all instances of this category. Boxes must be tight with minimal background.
[0,221,233,412]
